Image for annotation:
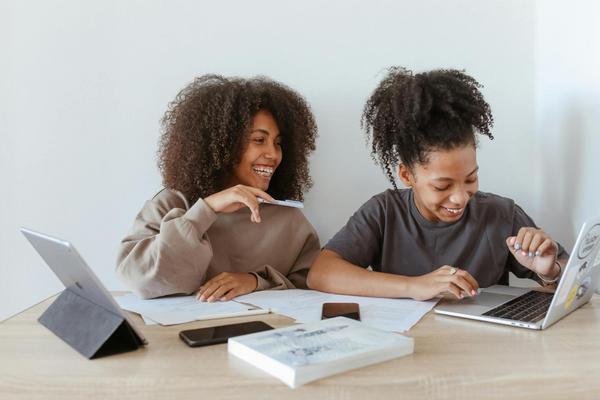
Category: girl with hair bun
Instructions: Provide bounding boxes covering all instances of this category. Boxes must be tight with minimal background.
[308,67,568,301]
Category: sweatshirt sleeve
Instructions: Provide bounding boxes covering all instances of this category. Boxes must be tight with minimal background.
[116,190,217,299]
[249,213,321,291]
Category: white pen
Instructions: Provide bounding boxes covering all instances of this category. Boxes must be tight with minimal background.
[257,197,304,209]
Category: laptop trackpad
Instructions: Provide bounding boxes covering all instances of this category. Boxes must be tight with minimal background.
[437,292,516,315]
[470,292,515,307]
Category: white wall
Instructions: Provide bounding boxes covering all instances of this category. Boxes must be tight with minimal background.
[1,0,536,320]
[534,0,600,247]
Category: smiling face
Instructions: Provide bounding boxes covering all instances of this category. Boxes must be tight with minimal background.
[228,110,282,191]
[398,144,479,223]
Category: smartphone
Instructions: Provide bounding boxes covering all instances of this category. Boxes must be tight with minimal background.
[179,321,274,347]
[321,302,361,321]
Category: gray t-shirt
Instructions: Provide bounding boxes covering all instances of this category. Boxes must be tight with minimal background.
[324,189,568,287]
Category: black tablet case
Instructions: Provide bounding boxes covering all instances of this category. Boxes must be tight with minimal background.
[38,288,144,359]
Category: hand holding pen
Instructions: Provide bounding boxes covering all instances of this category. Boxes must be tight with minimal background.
[203,184,304,223]
[204,185,273,223]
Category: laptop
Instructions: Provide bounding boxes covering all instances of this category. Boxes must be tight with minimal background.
[20,227,147,345]
[434,216,600,330]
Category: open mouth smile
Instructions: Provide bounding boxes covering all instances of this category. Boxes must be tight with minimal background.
[252,165,274,179]
[442,206,464,216]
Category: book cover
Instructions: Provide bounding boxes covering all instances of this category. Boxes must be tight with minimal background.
[228,316,414,388]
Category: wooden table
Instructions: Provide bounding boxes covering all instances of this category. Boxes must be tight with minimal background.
[2,293,600,400]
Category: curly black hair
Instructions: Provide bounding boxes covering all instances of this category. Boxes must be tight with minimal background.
[362,67,494,187]
[158,74,317,203]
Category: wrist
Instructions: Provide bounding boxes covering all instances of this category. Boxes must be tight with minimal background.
[248,272,259,291]
[203,195,218,212]
[537,260,561,284]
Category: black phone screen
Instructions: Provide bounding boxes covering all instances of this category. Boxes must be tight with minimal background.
[179,321,273,347]
[321,302,361,321]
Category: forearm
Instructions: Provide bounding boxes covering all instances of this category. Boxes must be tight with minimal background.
[116,201,217,299]
[307,250,412,298]
[250,265,296,290]
[117,232,213,298]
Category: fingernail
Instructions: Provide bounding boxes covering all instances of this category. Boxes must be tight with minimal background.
[521,251,527,256]
[514,243,521,250]
[528,252,533,257]
[535,251,541,256]
[471,290,477,296]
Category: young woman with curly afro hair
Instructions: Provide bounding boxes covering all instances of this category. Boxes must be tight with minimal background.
[308,67,568,301]
[117,75,320,300]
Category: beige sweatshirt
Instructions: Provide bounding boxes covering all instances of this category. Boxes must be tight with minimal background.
[116,189,321,299]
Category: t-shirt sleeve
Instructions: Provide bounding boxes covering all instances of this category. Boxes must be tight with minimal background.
[507,204,570,280]
[323,196,384,269]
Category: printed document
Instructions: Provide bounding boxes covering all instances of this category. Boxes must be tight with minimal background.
[115,290,437,331]
[235,289,438,332]
[114,293,266,325]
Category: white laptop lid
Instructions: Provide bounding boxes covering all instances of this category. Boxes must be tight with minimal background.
[542,217,600,328]
[434,216,600,329]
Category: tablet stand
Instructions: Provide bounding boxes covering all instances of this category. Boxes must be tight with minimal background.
[38,288,143,359]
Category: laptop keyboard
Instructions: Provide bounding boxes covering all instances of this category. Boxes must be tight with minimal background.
[482,290,554,323]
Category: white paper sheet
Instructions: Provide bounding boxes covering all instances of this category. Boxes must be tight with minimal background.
[234,289,328,322]
[114,294,267,325]
[141,315,158,325]
[234,289,438,332]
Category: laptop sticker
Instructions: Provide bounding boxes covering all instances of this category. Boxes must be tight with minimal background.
[556,264,579,306]
[578,223,600,260]
[592,246,600,269]
[565,285,578,309]
[576,277,591,300]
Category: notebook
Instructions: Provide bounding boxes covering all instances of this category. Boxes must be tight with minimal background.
[434,216,600,330]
